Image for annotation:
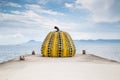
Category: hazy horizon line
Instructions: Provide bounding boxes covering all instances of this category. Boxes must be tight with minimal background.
[0,39,120,45]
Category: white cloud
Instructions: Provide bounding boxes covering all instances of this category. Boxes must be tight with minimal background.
[11,11,21,14]
[25,4,65,16]
[65,3,74,9]
[0,11,52,26]
[1,10,119,41]
[0,33,27,45]
[0,33,25,44]
[0,10,79,44]
[11,10,75,28]
[70,32,120,40]
[0,10,78,32]
[12,33,24,38]
[0,33,24,40]
[65,0,120,23]
[5,2,21,7]
[36,0,50,5]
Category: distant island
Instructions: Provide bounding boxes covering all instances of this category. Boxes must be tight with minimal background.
[74,39,120,44]
[0,39,118,46]
[21,40,42,45]
[20,39,120,46]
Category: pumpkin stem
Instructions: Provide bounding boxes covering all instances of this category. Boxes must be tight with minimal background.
[54,26,60,32]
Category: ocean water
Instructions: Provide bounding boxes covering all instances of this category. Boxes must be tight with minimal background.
[0,43,120,62]
[0,44,41,63]
[76,43,120,62]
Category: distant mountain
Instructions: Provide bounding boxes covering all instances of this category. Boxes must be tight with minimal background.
[21,40,42,46]
[27,40,37,43]
[74,39,120,44]
[26,39,120,45]
[19,39,120,46]
[27,40,41,44]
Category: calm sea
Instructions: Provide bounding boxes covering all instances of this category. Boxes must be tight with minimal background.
[0,43,120,62]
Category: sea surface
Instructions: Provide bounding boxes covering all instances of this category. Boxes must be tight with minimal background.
[0,42,120,63]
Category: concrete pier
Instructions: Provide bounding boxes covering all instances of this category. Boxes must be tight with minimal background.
[0,54,120,80]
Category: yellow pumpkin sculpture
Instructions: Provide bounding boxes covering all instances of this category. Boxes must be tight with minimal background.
[41,26,76,57]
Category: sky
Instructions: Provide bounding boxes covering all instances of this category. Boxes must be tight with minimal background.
[0,0,120,45]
